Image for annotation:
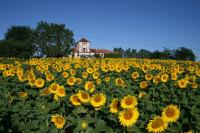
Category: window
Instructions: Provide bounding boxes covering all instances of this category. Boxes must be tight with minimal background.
[83,48,86,53]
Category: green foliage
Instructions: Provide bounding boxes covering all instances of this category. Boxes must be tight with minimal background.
[0,26,35,58]
[34,21,75,57]
[174,47,196,61]
[113,47,196,61]
[104,53,122,58]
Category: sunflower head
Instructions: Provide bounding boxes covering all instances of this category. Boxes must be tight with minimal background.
[161,104,180,123]
[90,93,106,108]
[70,94,81,106]
[115,78,125,87]
[56,85,66,97]
[140,81,148,89]
[109,99,120,113]
[77,90,90,103]
[35,78,45,88]
[84,81,95,93]
[119,108,139,127]
[67,76,76,86]
[121,95,138,109]
[161,74,169,83]
[178,79,188,88]
[51,114,65,129]
[147,116,168,133]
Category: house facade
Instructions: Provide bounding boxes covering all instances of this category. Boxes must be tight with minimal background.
[72,38,115,58]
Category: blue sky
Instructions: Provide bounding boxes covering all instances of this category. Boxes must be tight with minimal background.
[0,0,200,60]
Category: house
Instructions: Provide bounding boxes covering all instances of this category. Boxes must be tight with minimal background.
[72,38,116,58]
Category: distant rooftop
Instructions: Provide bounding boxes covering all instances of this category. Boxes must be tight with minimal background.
[78,38,90,42]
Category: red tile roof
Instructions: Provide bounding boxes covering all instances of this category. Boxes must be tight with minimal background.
[95,49,114,53]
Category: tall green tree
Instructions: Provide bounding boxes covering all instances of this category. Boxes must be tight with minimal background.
[0,26,35,58]
[137,49,152,59]
[34,21,75,57]
[174,47,196,61]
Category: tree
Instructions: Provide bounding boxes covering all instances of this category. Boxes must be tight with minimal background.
[0,40,34,58]
[0,26,35,58]
[174,47,196,61]
[137,49,152,59]
[34,21,75,57]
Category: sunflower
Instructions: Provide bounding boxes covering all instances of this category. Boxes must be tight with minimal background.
[81,121,88,129]
[19,91,27,98]
[109,99,120,113]
[70,94,81,106]
[46,74,54,82]
[76,78,82,85]
[84,81,95,93]
[115,78,125,87]
[178,79,188,88]
[77,90,90,103]
[62,71,68,78]
[105,76,110,82]
[56,85,66,97]
[64,63,71,70]
[121,95,138,109]
[138,92,146,98]
[119,108,139,127]
[153,75,161,84]
[51,114,65,129]
[131,71,139,79]
[92,72,99,79]
[70,69,76,75]
[41,88,50,96]
[35,78,45,88]
[191,82,198,89]
[90,93,106,108]
[28,78,36,87]
[49,83,59,94]
[161,74,169,83]
[87,67,94,74]
[67,76,76,86]
[142,65,149,73]
[96,78,101,85]
[145,73,153,81]
[115,65,122,73]
[140,81,148,89]
[82,72,88,79]
[171,73,177,80]
[147,116,168,133]
[161,104,180,123]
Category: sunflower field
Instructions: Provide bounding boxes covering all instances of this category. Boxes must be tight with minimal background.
[0,57,200,133]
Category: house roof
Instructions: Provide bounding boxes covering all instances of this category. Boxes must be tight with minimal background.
[78,38,90,42]
[95,49,114,53]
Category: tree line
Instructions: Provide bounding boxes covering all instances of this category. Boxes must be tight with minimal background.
[113,47,196,61]
[0,21,196,61]
[0,21,75,58]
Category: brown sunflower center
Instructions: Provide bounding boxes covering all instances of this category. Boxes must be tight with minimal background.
[112,101,118,109]
[52,85,57,91]
[94,95,101,102]
[56,117,64,124]
[165,108,175,117]
[69,78,74,83]
[123,111,133,120]
[73,96,79,102]
[37,80,42,85]
[151,119,164,129]
[125,98,133,105]
[81,93,88,99]
[59,88,65,94]
[88,83,94,89]
[117,79,123,85]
